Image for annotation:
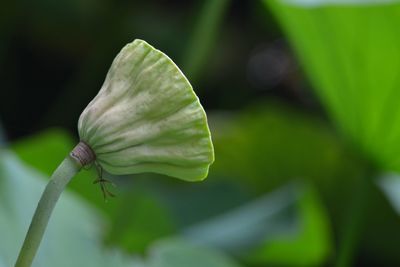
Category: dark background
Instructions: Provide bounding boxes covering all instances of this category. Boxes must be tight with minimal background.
[0,0,316,140]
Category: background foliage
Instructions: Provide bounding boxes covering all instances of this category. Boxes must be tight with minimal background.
[1,0,400,266]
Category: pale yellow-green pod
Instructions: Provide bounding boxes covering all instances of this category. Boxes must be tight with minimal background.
[77,39,214,181]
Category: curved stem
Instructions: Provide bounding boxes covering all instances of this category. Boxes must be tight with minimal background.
[15,156,81,267]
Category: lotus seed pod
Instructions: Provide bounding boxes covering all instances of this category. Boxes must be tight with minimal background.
[77,39,214,181]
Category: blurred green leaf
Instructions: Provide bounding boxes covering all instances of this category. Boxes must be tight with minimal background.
[183,183,332,266]
[12,128,80,176]
[105,190,177,253]
[182,184,297,253]
[249,185,332,266]
[210,103,366,192]
[153,179,251,228]
[0,149,139,267]
[146,239,242,267]
[264,0,400,174]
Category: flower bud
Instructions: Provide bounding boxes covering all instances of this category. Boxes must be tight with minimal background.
[78,39,214,181]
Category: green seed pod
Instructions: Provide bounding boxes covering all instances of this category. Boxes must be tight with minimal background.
[77,39,214,181]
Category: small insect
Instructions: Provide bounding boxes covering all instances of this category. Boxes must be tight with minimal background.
[93,162,115,200]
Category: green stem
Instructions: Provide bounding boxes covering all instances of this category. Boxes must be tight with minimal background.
[334,175,370,267]
[182,0,230,83]
[15,156,82,267]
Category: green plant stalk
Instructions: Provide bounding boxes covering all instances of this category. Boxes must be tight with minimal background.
[335,174,370,267]
[15,155,82,267]
[182,0,230,83]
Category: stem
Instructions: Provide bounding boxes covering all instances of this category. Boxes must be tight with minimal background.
[182,0,230,83]
[15,141,95,267]
[15,156,81,267]
[334,175,370,267]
